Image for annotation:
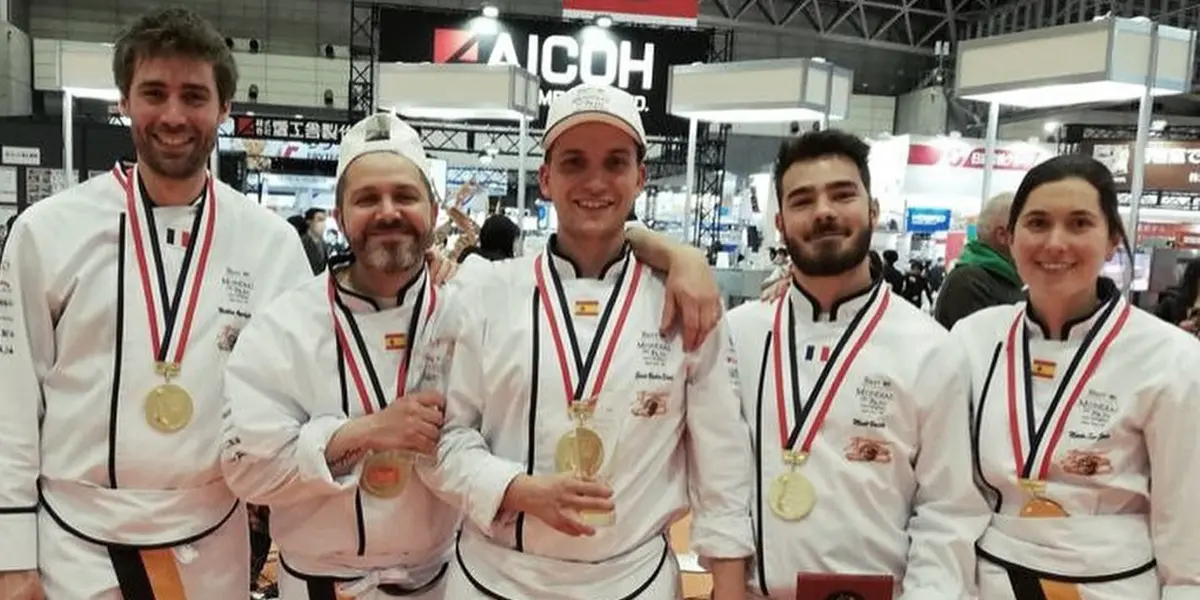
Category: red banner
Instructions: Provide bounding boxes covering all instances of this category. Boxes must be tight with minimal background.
[562,0,698,27]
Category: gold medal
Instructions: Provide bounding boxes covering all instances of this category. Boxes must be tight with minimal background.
[145,383,194,433]
[554,426,605,478]
[360,451,411,498]
[768,470,816,521]
[1018,479,1069,518]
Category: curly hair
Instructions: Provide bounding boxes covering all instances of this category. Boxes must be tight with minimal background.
[112,7,238,105]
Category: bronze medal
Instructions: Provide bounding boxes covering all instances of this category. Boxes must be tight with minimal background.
[1020,496,1069,518]
[768,470,816,521]
[554,426,605,478]
[360,451,411,498]
[145,383,194,433]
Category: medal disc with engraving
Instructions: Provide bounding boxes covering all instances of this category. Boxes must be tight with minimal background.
[554,427,605,478]
[144,383,194,433]
[768,471,816,521]
[360,452,411,498]
[1020,496,1070,518]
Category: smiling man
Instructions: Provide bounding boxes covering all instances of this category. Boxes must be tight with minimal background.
[432,83,754,600]
[0,8,312,600]
[725,130,988,599]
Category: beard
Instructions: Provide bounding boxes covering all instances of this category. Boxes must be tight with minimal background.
[133,124,215,180]
[352,219,429,275]
[785,220,872,277]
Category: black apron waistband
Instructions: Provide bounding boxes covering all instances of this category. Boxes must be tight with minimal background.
[279,556,449,598]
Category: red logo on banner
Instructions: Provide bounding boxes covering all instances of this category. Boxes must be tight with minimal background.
[562,0,698,25]
[907,143,1048,171]
[433,28,478,63]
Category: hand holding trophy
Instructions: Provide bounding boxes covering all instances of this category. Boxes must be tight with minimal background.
[553,392,631,527]
[359,337,454,499]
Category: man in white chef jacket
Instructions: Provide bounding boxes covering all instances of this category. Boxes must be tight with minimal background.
[219,110,727,599]
[431,83,755,600]
[725,130,989,599]
[0,8,313,600]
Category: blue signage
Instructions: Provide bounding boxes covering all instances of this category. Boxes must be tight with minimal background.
[905,208,952,234]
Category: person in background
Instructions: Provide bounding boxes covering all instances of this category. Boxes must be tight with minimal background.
[286,214,306,237]
[0,8,313,599]
[728,130,986,599]
[867,249,883,280]
[1153,258,1200,333]
[459,214,521,263]
[301,207,330,274]
[880,249,904,293]
[900,259,934,309]
[1,213,17,258]
[951,155,1200,599]
[933,192,1024,329]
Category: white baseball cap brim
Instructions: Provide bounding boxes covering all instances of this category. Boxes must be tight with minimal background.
[542,84,648,153]
[543,112,644,153]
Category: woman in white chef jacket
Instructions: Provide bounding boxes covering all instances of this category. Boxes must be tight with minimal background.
[949,154,1200,600]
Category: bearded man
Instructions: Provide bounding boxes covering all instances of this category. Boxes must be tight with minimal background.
[724,130,989,600]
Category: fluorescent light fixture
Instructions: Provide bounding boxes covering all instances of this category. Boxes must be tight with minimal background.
[672,107,832,124]
[395,107,531,121]
[378,63,541,123]
[595,15,613,28]
[63,86,121,102]
[956,18,1196,109]
[668,58,854,124]
[963,81,1184,109]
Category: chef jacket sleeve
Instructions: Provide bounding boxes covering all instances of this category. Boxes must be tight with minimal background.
[0,219,50,571]
[1147,342,1200,598]
[684,319,756,560]
[431,274,526,534]
[899,338,991,600]
[220,307,359,506]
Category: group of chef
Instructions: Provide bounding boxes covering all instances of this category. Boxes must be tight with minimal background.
[2,6,1199,600]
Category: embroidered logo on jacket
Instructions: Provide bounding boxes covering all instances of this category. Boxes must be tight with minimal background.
[844,436,892,463]
[217,325,241,352]
[1060,449,1113,476]
[631,389,669,418]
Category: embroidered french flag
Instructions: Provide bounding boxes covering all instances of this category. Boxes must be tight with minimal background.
[165,227,191,249]
[803,344,831,362]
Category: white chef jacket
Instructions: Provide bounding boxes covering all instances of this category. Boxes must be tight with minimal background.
[220,258,477,595]
[0,165,310,570]
[432,238,755,599]
[727,280,989,600]
[950,280,1200,600]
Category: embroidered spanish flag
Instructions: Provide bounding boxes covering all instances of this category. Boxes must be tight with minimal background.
[574,300,601,316]
[1032,359,1057,379]
[384,333,407,351]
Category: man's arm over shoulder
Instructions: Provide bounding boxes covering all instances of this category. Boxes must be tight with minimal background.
[0,218,54,570]
[220,290,359,506]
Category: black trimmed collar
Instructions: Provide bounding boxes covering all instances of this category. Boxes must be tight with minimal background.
[1025,278,1120,341]
[328,253,427,313]
[136,168,205,208]
[788,275,880,323]
[546,233,630,282]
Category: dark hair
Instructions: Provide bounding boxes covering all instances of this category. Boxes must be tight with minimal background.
[1009,154,1132,263]
[304,208,327,223]
[868,250,883,278]
[773,129,872,206]
[113,8,238,105]
[477,214,520,261]
[1179,258,1200,307]
[882,249,898,264]
[285,214,306,236]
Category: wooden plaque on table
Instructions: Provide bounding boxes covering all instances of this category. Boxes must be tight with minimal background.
[795,573,894,600]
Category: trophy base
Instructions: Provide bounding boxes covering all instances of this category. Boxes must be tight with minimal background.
[578,509,616,527]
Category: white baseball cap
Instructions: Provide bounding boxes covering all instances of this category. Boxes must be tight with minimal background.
[543,83,647,152]
[336,112,431,185]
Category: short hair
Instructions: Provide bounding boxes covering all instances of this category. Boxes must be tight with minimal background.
[112,8,238,105]
[977,192,1014,238]
[773,130,872,205]
[303,208,327,223]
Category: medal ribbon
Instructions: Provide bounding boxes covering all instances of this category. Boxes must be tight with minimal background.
[534,252,643,406]
[115,163,218,369]
[772,285,889,455]
[328,270,437,415]
[1004,299,1129,481]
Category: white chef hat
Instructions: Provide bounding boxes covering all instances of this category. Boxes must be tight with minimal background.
[542,83,647,152]
[336,112,431,185]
